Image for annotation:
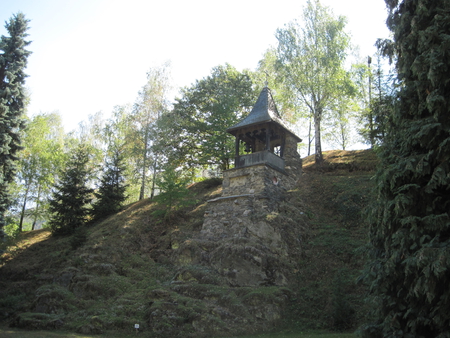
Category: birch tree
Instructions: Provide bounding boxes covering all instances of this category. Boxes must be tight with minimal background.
[16,112,65,231]
[128,63,171,200]
[275,0,353,163]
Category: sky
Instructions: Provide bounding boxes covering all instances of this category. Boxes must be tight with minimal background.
[1,0,391,133]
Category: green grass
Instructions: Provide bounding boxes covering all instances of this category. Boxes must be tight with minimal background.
[0,327,355,338]
[221,332,355,338]
[0,327,137,338]
[0,328,97,338]
[1,153,375,337]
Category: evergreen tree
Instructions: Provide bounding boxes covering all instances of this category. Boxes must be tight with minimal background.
[363,1,450,336]
[0,13,31,236]
[91,150,127,221]
[152,165,194,221]
[49,145,93,235]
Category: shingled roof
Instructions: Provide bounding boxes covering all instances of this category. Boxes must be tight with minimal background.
[227,87,301,142]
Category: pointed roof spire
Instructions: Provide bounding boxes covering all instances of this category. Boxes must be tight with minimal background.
[227,87,301,142]
[227,87,281,132]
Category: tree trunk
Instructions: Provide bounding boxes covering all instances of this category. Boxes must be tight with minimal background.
[314,109,324,164]
[308,116,313,156]
[139,129,149,200]
[19,185,30,232]
[368,63,375,148]
[32,185,42,230]
[340,122,346,151]
[150,156,158,200]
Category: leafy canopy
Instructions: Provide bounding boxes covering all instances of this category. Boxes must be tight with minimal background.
[275,0,353,163]
[156,64,255,172]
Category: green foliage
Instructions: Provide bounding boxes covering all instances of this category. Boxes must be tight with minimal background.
[323,95,358,151]
[275,0,354,162]
[91,150,128,221]
[358,53,397,147]
[49,145,94,235]
[127,63,172,200]
[3,215,20,238]
[0,12,31,233]
[362,1,450,337]
[152,165,195,220]
[156,63,255,172]
[15,112,66,231]
[1,150,375,337]
[0,216,20,255]
[0,289,26,320]
[254,48,298,124]
[102,104,142,204]
[363,93,394,146]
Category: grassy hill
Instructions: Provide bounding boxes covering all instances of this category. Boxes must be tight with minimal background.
[0,149,378,337]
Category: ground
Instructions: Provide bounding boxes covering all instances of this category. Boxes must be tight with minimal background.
[0,149,378,337]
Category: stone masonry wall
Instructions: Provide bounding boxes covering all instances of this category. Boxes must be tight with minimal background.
[192,138,303,287]
[284,135,302,170]
[222,164,288,199]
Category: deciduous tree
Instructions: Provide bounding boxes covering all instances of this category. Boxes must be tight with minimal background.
[323,95,358,150]
[102,104,138,202]
[128,63,171,200]
[16,112,65,231]
[275,0,353,163]
[157,64,255,172]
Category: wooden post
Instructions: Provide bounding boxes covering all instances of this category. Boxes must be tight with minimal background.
[235,136,240,167]
[235,136,240,157]
[280,133,286,158]
[265,125,271,151]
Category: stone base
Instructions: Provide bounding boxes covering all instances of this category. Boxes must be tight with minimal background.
[222,164,289,198]
[187,162,302,287]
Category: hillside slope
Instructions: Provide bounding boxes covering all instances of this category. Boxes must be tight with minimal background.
[0,149,378,337]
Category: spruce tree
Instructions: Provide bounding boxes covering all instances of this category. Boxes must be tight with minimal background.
[49,145,93,236]
[0,13,31,236]
[153,165,194,221]
[363,1,450,337]
[91,150,127,221]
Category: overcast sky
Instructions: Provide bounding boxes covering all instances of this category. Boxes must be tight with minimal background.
[1,0,391,133]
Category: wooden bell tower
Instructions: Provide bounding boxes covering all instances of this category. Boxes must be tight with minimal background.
[227,86,302,174]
